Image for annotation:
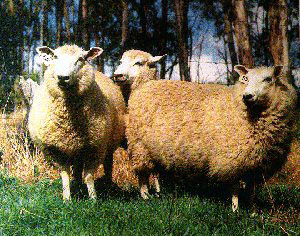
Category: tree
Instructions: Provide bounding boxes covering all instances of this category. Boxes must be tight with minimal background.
[174,0,190,81]
[64,0,72,42]
[82,0,90,50]
[233,0,254,68]
[159,0,168,80]
[55,0,63,46]
[121,0,129,53]
[221,0,238,72]
[268,0,289,69]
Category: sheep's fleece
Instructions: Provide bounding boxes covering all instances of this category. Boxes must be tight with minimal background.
[126,65,297,209]
[28,45,125,200]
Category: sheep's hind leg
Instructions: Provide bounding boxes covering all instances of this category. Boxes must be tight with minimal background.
[61,165,71,201]
[83,166,97,200]
[138,173,150,200]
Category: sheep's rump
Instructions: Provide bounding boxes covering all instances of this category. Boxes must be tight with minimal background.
[127,80,295,182]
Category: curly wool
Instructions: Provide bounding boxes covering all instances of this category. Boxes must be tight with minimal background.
[28,61,125,167]
[126,77,297,184]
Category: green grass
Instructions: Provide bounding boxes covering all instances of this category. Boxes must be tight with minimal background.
[0,173,299,236]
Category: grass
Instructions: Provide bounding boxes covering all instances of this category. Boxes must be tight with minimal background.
[0,173,299,236]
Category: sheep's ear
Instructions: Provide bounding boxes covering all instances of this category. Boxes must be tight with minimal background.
[149,54,167,66]
[84,47,103,61]
[234,65,249,76]
[234,65,250,84]
[36,46,56,66]
[273,65,284,78]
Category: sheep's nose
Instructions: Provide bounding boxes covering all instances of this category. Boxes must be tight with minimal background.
[58,75,70,81]
[243,94,254,103]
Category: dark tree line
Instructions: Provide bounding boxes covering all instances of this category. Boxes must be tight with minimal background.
[0,0,298,92]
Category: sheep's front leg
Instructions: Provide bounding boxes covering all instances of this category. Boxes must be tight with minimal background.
[153,173,160,197]
[60,165,71,201]
[83,167,97,200]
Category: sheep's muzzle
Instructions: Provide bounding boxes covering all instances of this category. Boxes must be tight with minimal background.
[58,76,71,87]
[111,74,127,82]
[243,93,256,106]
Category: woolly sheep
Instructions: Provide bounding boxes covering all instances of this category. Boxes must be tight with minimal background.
[113,50,166,105]
[115,59,297,211]
[18,76,39,127]
[28,45,126,200]
[19,76,39,107]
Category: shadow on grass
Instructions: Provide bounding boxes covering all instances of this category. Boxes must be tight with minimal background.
[70,176,138,202]
[68,169,299,216]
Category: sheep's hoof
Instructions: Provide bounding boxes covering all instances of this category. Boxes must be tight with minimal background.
[232,205,238,212]
[141,192,150,200]
[63,197,71,202]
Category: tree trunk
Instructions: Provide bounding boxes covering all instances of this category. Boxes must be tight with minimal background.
[17,0,25,72]
[160,0,168,80]
[222,0,238,72]
[139,0,148,51]
[76,0,83,45]
[39,0,45,79]
[121,0,129,53]
[94,31,104,73]
[7,0,14,15]
[174,0,190,81]
[55,0,63,47]
[43,0,49,45]
[269,0,289,69]
[27,0,33,75]
[64,0,72,42]
[82,0,90,50]
[233,0,254,68]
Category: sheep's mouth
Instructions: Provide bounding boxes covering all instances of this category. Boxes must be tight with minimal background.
[111,74,128,82]
[58,76,71,88]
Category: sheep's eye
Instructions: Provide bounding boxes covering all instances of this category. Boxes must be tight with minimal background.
[242,75,248,82]
[134,61,143,66]
[76,57,85,64]
[264,77,272,82]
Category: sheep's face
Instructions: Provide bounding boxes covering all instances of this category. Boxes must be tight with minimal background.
[234,65,283,108]
[113,50,166,82]
[37,45,103,89]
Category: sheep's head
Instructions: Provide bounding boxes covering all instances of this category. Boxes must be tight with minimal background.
[234,65,284,109]
[37,45,103,91]
[113,50,166,82]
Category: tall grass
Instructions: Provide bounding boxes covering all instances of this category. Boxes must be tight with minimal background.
[0,108,59,182]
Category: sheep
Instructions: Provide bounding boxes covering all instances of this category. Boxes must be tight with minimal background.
[115,60,297,211]
[28,45,126,200]
[113,50,166,105]
[18,76,39,128]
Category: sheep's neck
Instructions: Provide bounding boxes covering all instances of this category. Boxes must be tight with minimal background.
[131,69,156,91]
[246,97,296,151]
